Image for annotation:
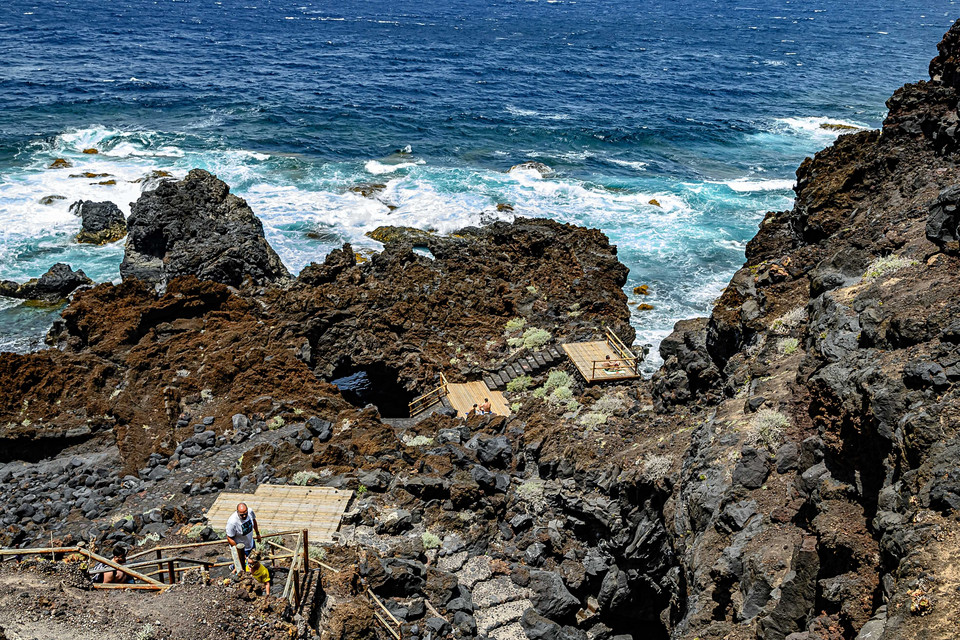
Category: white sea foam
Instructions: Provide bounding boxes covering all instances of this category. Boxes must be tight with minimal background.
[505,105,571,120]
[715,178,795,192]
[607,158,649,171]
[364,159,425,175]
[775,116,869,137]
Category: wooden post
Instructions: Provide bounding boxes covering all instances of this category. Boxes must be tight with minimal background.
[301,530,309,579]
[167,560,176,585]
[155,550,164,584]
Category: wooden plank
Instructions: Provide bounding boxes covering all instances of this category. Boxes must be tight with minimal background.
[206,487,352,543]
[561,341,640,383]
[83,549,165,587]
[0,547,79,556]
[446,381,511,418]
[93,583,167,591]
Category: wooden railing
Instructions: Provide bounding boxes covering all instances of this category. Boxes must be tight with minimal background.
[586,327,642,379]
[408,372,450,416]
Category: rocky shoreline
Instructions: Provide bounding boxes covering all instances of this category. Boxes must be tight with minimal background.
[4,20,960,640]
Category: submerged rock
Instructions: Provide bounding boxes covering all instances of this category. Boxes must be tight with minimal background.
[120,169,290,292]
[71,200,127,244]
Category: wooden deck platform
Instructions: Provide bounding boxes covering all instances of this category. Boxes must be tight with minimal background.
[206,484,353,543]
[446,381,511,418]
[562,340,641,383]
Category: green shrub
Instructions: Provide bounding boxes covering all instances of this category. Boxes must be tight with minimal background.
[532,387,547,399]
[506,376,533,393]
[642,454,673,482]
[548,386,573,404]
[522,328,552,350]
[185,523,205,541]
[510,402,521,413]
[751,410,789,450]
[292,471,320,486]
[507,337,524,348]
[421,532,441,549]
[863,255,917,279]
[592,394,625,415]
[777,337,799,356]
[771,306,807,335]
[505,317,526,333]
[565,399,581,413]
[543,371,573,393]
[308,545,326,561]
[526,285,538,294]
[579,412,608,427]
[267,416,285,430]
[136,624,156,640]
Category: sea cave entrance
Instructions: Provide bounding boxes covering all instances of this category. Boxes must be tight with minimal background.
[328,361,417,419]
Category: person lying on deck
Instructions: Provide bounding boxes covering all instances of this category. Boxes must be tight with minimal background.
[245,550,271,595]
[90,544,134,584]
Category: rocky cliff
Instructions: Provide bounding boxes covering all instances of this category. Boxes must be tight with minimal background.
[3,20,960,640]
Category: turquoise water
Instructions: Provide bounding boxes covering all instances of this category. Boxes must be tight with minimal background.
[0,0,954,367]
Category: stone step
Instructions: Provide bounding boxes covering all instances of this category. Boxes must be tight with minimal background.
[518,360,533,374]
[532,353,546,367]
[483,376,497,390]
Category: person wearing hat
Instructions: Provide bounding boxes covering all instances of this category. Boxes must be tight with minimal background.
[245,550,271,595]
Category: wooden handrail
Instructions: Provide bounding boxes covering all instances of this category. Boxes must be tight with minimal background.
[408,373,451,416]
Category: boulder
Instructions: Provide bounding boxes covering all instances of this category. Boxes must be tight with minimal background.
[71,200,127,244]
[732,448,769,490]
[528,570,579,620]
[0,263,92,301]
[120,169,289,292]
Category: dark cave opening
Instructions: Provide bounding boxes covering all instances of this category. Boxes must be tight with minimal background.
[328,361,416,419]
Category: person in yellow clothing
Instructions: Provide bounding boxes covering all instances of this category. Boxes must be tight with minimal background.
[245,550,271,596]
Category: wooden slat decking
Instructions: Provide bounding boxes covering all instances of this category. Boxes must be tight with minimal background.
[206,485,353,543]
[446,381,511,418]
[562,340,641,383]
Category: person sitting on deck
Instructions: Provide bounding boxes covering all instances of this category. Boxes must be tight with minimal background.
[90,544,134,584]
[245,550,271,595]
[479,398,492,414]
[467,404,478,417]
[602,354,624,373]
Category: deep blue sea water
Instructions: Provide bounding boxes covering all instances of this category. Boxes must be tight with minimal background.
[0,0,955,368]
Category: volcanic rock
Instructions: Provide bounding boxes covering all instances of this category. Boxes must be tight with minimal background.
[71,200,127,244]
[120,169,289,292]
[0,263,92,302]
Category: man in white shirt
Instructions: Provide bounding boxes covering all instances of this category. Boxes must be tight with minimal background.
[225,502,261,568]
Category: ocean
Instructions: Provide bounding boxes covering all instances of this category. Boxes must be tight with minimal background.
[0,0,954,369]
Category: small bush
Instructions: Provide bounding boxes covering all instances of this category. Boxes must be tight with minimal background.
[526,285,538,294]
[505,317,526,333]
[565,399,580,413]
[592,393,625,415]
[516,480,544,500]
[777,337,799,356]
[137,532,161,546]
[510,402,521,413]
[292,471,320,486]
[357,485,368,495]
[421,532,441,549]
[771,306,807,335]
[403,434,434,447]
[507,337,524,348]
[642,454,673,482]
[522,328,552,350]
[751,410,789,450]
[308,546,326,561]
[579,412,608,428]
[136,624,156,640]
[532,387,547,399]
[548,385,573,404]
[863,255,916,280]
[506,375,533,393]
[267,416,285,430]
[184,523,205,541]
[543,371,573,393]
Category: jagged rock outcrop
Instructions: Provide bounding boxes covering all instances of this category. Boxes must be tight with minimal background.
[70,200,127,244]
[120,169,290,292]
[0,263,92,302]
[649,18,960,640]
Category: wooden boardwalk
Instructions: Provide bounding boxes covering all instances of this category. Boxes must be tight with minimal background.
[206,484,353,543]
[562,340,641,383]
[446,381,511,417]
